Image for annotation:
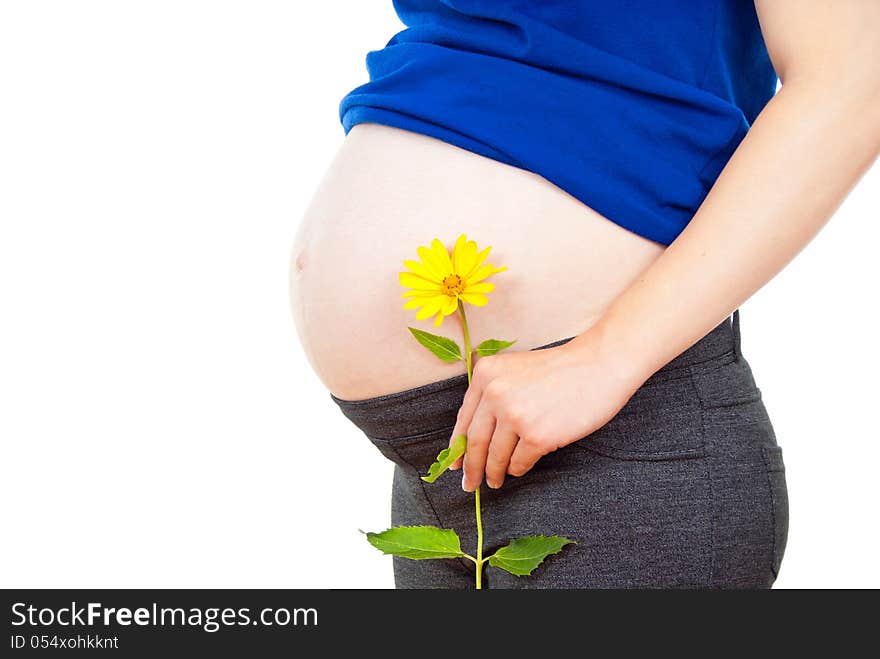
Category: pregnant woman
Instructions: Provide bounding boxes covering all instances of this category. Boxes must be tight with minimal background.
[289,1,880,588]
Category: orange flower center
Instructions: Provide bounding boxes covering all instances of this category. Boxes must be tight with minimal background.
[441,274,465,297]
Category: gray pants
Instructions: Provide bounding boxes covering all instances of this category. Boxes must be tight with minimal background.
[331,310,789,588]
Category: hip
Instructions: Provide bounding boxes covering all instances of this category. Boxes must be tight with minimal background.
[333,311,790,588]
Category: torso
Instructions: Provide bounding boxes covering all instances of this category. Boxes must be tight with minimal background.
[289,123,665,400]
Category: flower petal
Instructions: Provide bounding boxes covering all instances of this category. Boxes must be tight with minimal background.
[402,289,439,298]
[458,239,478,277]
[459,291,489,306]
[403,259,441,283]
[463,245,491,279]
[464,281,494,294]
[399,271,442,291]
[467,263,507,285]
[416,245,448,279]
[403,290,444,301]
[415,295,447,320]
[430,238,453,273]
[451,233,468,275]
[442,295,459,316]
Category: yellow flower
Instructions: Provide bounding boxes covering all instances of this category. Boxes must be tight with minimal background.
[399,233,508,327]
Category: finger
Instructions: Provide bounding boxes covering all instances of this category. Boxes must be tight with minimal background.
[448,424,465,470]
[462,401,495,492]
[449,437,465,471]
[484,424,519,489]
[448,378,485,471]
[507,437,543,478]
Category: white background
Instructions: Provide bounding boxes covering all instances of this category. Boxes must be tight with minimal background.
[1,1,877,589]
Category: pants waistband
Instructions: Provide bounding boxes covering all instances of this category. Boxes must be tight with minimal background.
[331,310,742,441]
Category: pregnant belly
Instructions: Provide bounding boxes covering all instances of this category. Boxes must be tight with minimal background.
[289,123,665,401]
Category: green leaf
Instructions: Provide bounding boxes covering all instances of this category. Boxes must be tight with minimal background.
[421,434,467,483]
[487,535,575,576]
[475,338,517,357]
[407,327,462,363]
[364,526,465,560]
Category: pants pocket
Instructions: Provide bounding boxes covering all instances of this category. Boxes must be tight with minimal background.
[366,425,457,471]
[762,445,789,579]
[575,373,706,461]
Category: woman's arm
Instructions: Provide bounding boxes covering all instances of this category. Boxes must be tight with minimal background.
[569,0,880,382]
[453,0,880,492]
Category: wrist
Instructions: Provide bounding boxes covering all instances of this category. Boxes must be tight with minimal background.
[560,312,661,395]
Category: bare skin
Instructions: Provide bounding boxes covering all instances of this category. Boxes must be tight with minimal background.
[291,2,880,492]
[289,123,664,399]
[449,0,880,490]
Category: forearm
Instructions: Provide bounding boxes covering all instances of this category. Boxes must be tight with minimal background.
[567,77,880,384]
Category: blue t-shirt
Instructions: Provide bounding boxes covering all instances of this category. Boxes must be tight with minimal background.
[339,1,778,245]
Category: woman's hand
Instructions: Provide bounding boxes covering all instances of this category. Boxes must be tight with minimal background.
[452,0,880,493]
[446,0,880,494]
[449,328,644,491]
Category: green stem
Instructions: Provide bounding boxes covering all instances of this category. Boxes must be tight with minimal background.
[475,486,483,588]
[459,299,473,387]
[458,299,484,590]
